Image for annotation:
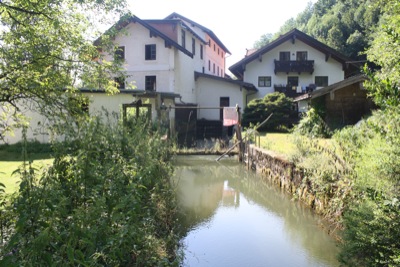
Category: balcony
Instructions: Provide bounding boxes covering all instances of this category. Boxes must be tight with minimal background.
[274,60,314,74]
[274,85,314,98]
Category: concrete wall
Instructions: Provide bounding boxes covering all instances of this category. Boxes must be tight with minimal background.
[195,78,245,120]
[1,101,52,144]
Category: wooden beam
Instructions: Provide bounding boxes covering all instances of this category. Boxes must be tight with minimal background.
[325,53,330,61]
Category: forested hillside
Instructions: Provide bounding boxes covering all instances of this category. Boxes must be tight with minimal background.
[254,0,382,61]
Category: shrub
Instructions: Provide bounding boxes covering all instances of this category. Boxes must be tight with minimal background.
[0,115,181,266]
[292,107,332,138]
[242,92,295,131]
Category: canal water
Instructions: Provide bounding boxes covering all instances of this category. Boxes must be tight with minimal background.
[172,155,339,267]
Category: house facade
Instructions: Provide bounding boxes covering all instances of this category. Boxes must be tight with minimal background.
[2,13,256,144]
[229,29,359,105]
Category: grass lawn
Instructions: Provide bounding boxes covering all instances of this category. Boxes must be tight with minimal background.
[0,151,53,195]
[254,132,335,159]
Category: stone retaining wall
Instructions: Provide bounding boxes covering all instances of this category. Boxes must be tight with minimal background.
[244,144,327,214]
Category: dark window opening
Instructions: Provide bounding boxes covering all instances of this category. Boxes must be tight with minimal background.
[114,77,125,89]
[279,51,290,61]
[192,38,195,55]
[287,76,299,87]
[145,76,156,91]
[114,46,125,61]
[315,76,328,87]
[181,30,186,48]
[296,51,308,61]
[145,44,156,60]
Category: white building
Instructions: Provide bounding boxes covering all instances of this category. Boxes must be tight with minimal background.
[2,13,257,144]
[229,29,359,113]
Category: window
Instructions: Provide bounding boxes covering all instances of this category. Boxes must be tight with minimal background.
[315,76,328,87]
[213,63,215,74]
[208,60,211,71]
[192,38,195,55]
[145,44,156,60]
[279,51,290,61]
[258,76,271,87]
[114,77,125,89]
[145,76,156,91]
[114,46,125,61]
[200,44,203,59]
[218,48,220,55]
[217,66,220,76]
[181,30,186,48]
[287,76,299,87]
[296,51,307,61]
[214,44,216,51]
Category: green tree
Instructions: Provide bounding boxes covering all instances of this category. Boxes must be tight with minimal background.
[0,0,128,141]
[364,0,400,107]
[253,33,273,49]
[242,92,295,131]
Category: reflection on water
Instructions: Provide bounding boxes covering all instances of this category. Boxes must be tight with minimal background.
[173,155,339,267]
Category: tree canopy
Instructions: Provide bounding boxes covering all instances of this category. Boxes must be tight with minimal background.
[0,0,128,140]
[254,0,382,60]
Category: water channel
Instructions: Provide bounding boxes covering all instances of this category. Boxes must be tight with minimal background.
[173,155,339,267]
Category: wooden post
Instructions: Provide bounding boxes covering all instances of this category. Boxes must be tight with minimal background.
[236,104,243,162]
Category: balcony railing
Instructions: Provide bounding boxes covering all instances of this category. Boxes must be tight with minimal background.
[274,85,314,98]
[274,60,314,74]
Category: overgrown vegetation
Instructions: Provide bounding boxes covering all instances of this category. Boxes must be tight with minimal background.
[242,92,295,132]
[0,116,181,266]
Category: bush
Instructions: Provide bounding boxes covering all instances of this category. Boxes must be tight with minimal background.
[0,116,181,266]
[292,107,332,138]
[242,92,295,131]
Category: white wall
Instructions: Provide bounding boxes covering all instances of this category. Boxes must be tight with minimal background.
[1,101,52,144]
[104,23,176,93]
[195,78,245,120]
[243,39,345,101]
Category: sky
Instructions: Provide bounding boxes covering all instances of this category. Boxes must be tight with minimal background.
[127,0,317,71]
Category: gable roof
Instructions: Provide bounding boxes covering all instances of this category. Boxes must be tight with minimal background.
[293,74,367,102]
[164,12,231,54]
[229,28,357,79]
[94,15,193,58]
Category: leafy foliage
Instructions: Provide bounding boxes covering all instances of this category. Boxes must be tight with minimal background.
[0,116,181,266]
[242,92,295,131]
[333,106,400,266]
[254,0,381,60]
[363,0,400,108]
[0,0,128,141]
[292,107,332,138]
